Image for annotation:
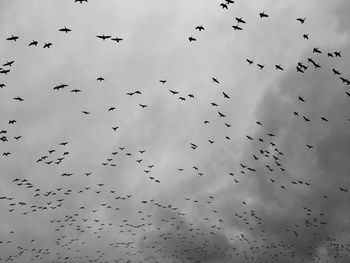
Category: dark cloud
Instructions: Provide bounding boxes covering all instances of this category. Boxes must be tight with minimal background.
[0,0,349,263]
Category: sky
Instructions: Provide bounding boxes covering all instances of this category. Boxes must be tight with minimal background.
[0,0,349,262]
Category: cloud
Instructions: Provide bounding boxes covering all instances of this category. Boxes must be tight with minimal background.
[0,0,349,262]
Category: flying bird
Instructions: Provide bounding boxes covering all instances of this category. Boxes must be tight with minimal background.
[13,96,24,102]
[259,12,269,18]
[195,25,205,31]
[111,37,123,42]
[218,112,226,117]
[334,51,341,57]
[246,59,253,65]
[296,17,306,24]
[54,84,68,90]
[275,64,284,71]
[235,17,246,23]
[232,25,243,30]
[43,43,52,48]
[223,92,230,99]
[220,3,228,9]
[96,35,111,40]
[3,61,14,67]
[257,64,265,69]
[313,47,322,53]
[6,35,19,41]
[59,26,71,33]
[70,89,81,93]
[29,40,38,46]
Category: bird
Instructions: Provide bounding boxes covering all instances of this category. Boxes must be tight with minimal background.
[332,68,341,75]
[53,84,68,90]
[195,25,205,31]
[232,25,243,31]
[313,47,322,53]
[275,64,284,71]
[257,64,265,69]
[6,35,19,41]
[235,17,246,24]
[259,12,269,18]
[296,17,306,24]
[97,77,105,81]
[220,3,228,9]
[59,26,71,33]
[43,43,52,48]
[96,35,111,40]
[218,112,226,117]
[0,69,10,74]
[70,89,81,93]
[223,92,230,99]
[29,40,38,46]
[303,116,311,122]
[3,61,14,67]
[13,96,24,102]
[297,66,305,73]
[334,51,342,57]
[111,37,123,42]
[188,36,197,42]
[169,90,178,95]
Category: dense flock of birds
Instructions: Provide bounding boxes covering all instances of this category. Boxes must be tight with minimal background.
[0,1,350,263]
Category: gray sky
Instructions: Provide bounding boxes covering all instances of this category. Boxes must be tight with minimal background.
[0,0,349,262]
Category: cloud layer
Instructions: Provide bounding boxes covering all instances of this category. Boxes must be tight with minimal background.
[0,0,349,262]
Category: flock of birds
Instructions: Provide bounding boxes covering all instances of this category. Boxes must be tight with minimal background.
[0,1,350,263]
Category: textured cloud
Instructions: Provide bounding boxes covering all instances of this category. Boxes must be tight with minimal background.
[0,0,349,263]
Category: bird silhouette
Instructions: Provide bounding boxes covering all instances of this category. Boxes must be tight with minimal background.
[59,26,71,33]
[195,25,205,31]
[259,11,269,18]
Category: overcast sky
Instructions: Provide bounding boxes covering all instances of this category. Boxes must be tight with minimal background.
[0,0,349,262]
